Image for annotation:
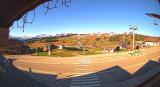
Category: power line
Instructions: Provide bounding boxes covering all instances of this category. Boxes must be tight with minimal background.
[10,0,72,32]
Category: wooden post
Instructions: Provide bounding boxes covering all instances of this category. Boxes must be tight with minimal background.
[0,27,9,50]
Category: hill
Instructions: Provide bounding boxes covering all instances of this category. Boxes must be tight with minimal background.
[24,33,160,51]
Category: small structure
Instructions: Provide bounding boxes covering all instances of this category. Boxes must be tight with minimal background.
[103,46,115,53]
[42,45,48,52]
[144,38,160,47]
[42,44,57,52]
[58,45,64,49]
[105,48,114,53]
[145,42,160,47]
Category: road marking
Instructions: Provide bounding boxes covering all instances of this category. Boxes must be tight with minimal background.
[14,55,160,77]
[70,73,100,87]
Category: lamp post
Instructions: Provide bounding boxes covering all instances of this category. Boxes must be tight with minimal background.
[129,25,138,51]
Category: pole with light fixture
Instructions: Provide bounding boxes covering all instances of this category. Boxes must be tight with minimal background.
[129,25,138,51]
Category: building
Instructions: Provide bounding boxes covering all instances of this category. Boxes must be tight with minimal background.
[58,45,64,49]
[104,48,114,53]
[144,38,160,47]
[42,45,48,52]
[145,42,160,47]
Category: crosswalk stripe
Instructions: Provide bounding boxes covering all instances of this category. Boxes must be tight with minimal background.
[70,83,100,87]
[72,76,98,79]
[71,80,100,85]
[71,78,99,82]
[70,73,100,87]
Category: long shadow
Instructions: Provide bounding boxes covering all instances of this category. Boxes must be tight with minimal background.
[0,53,160,87]
[132,60,160,77]
[96,66,132,85]
[0,65,51,87]
[68,60,160,87]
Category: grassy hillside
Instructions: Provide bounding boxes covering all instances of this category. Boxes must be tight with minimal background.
[26,33,160,51]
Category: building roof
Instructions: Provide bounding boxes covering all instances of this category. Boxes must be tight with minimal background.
[144,37,160,42]
[0,0,48,49]
[146,0,160,19]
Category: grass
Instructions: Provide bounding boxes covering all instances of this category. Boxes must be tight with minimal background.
[37,52,48,56]
[34,46,102,57]
[36,51,76,57]
[80,51,101,55]
[35,49,77,57]
[51,53,76,57]
[63,47,83,51]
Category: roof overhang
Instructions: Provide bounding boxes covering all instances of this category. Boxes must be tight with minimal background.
[146,13,160,19]
[0,0,48,28]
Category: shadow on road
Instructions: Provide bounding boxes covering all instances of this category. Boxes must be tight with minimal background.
[0,52,160,87]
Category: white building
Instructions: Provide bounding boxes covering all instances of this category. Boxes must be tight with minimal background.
[144,42,160,47]
[58,45,64,49]
[144,38,160,47]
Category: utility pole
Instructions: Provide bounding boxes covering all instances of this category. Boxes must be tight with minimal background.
[36,48,38,56]
[78,41,86,55]
[83,45,86,55]
[48,45,51,56]
[129,25,138,51]
[78,35,86,55]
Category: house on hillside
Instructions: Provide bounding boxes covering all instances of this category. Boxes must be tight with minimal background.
[103,47,114,53]
[42,44,57,51]
[118,42,129,49]
[103,45,117,53]
[144,38,160,47]
[42,45,48,52]
[145,42,160,47]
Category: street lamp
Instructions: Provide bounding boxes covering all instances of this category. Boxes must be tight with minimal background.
[129,25,138,51]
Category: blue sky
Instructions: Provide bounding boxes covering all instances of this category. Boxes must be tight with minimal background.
[10,0,160,37]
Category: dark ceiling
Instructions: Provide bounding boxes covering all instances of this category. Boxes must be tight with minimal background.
[0,0,48,28]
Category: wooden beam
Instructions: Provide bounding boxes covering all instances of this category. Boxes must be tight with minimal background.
[0,27,9,49]
[7,0,48,27]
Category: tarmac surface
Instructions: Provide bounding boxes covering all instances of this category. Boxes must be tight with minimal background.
[5,47,160,78]
[4,46,160,87]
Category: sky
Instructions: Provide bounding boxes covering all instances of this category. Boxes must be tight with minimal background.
[10,0,160,37]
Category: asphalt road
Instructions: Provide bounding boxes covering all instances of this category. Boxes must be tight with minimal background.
[5,46,160,78]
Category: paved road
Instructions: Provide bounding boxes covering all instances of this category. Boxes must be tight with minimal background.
[5,46,160,78]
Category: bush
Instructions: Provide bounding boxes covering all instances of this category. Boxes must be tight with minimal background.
[114,46,121,52]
